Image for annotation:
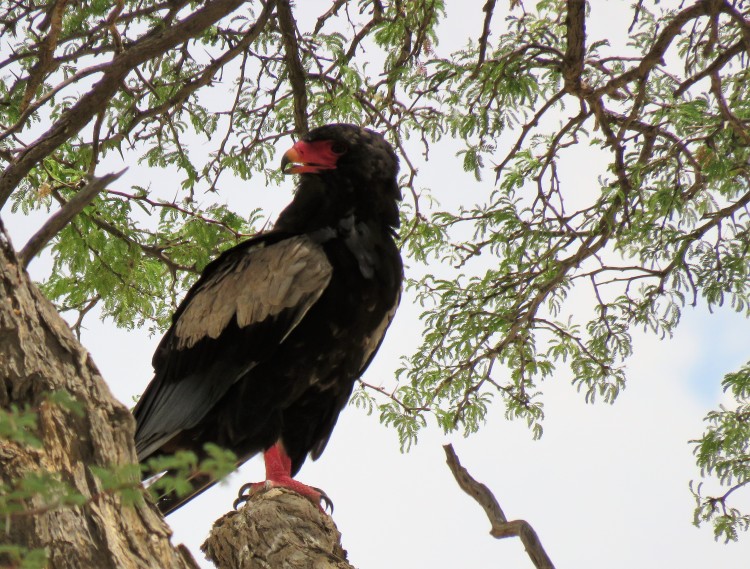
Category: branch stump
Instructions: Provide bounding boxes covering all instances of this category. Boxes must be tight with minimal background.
[202,488,355,569]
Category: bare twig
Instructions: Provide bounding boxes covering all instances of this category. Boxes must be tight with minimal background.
[19,169,126,268]
[443,444,556,569]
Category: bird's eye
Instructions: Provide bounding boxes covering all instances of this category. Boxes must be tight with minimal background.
[330,141,348,155]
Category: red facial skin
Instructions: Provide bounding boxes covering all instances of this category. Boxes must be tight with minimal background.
[282,139,343,174]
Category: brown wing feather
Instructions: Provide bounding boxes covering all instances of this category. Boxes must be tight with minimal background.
[134,235,332,460]
[172,236,332,350]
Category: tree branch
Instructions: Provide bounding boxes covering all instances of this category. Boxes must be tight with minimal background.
[563,0,586,94]
[0,221,197,568]
[277,0,309,135]
[595,2,708,97]
[118,0,276,146]
[19,0,70,113]
[477,0,497,68]
[313,0,349,34]
[673,39,744,97]
[0,0,250,211]
[443,444,556,569]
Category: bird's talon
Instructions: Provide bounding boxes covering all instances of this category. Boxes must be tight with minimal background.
[233,494,246,510]
[317,488,334,514]
[233,479,333,514]
[233,481,268,509]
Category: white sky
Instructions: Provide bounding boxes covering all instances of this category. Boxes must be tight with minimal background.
[4,0,750,567]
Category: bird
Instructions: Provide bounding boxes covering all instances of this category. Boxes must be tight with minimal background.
[133,123,403,515]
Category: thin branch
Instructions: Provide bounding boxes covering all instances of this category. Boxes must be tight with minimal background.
[443,444,508,526]
[443,444,555,569]
[338,9,384,67]
[720,0,750,55]
[18,169,126,268]
[19,0,70,113]
[0,0,253,210]
[68,295,101,340]
[493,89,567,177]
[0,62,112,146]
[674,39,744,97]
[476,0,497,68]
[313,0,349,34]
[628,0,646,34]
[596,1,709,97]
[710,70,750,145]
[119,2,276,146]
[357,379,430,413]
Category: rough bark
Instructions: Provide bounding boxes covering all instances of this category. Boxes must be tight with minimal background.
[202,488,355,569]
[0,222,197,568]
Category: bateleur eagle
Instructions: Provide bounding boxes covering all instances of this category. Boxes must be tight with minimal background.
[133,124,402,514]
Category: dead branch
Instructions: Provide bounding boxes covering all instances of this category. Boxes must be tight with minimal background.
[443,444,556,569]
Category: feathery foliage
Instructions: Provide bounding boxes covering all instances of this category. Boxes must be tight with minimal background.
[1,0,749,542]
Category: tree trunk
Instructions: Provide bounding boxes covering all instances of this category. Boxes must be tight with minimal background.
[203,488,355,569]
[0,222,197,568]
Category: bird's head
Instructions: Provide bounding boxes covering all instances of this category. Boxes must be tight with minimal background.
[281,124,399,187]
[278,124,401,230]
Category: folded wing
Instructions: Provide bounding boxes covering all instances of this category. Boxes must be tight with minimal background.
[134,234,332,460]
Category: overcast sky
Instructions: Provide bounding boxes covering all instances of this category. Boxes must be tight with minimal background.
[5,1,750,567]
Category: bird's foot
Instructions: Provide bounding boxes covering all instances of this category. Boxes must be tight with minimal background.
[233,477,333,513]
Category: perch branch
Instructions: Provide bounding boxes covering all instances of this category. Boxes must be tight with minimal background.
[202,487,355,569]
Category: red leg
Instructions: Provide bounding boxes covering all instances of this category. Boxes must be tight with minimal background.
[234,442,332,512]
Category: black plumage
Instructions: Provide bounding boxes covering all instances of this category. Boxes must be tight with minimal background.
[134,124,402,514]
